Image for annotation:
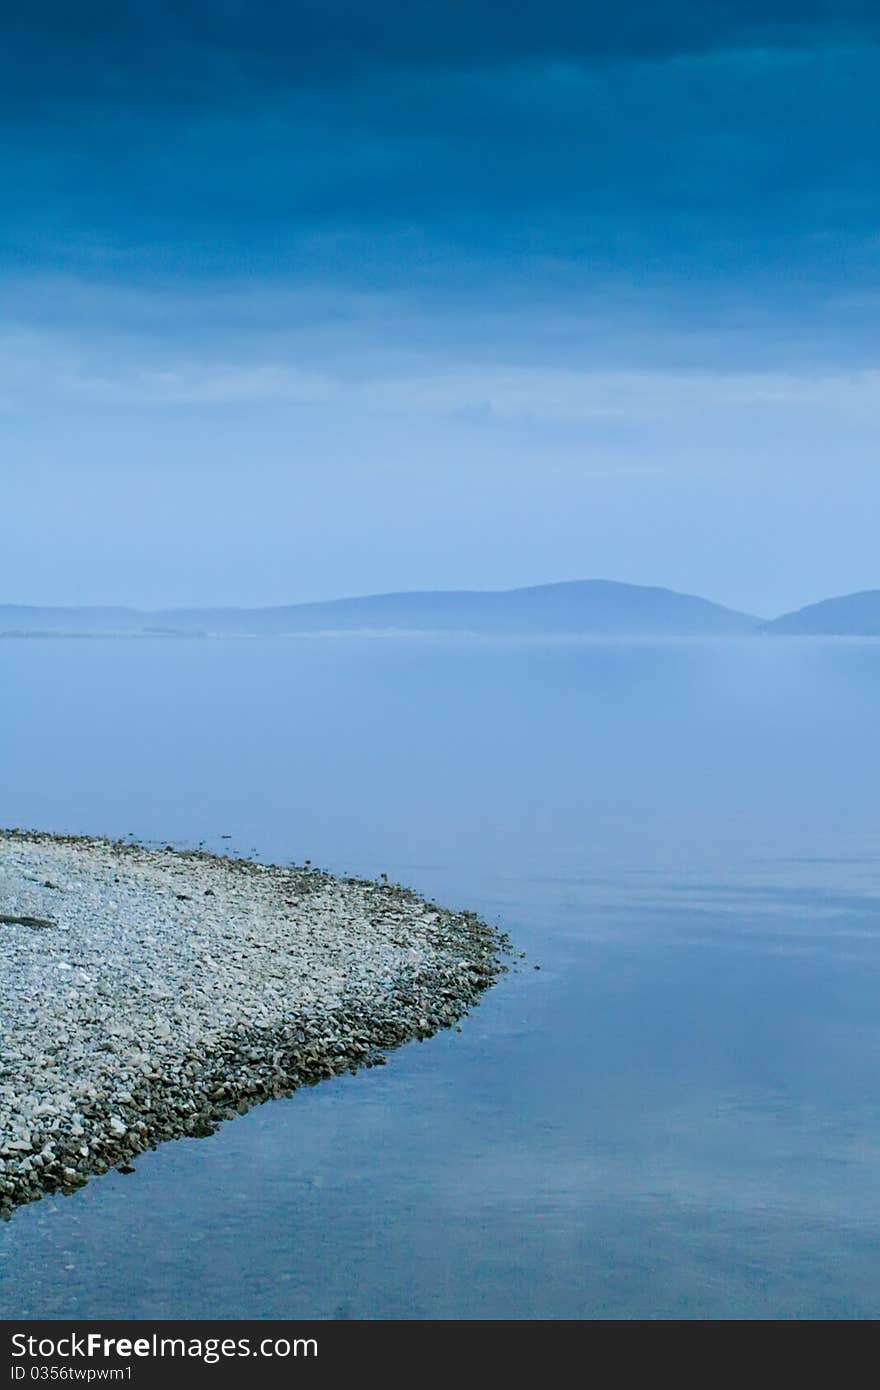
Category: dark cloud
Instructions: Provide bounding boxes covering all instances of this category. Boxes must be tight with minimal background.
[1,3,878,306]
[4,1,879,108]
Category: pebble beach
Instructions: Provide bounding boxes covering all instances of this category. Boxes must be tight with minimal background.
[0,829,507,1219]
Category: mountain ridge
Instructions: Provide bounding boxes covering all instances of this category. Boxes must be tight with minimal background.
[0,580,759,637]
[6,581,880,637]
[762,589,880,636]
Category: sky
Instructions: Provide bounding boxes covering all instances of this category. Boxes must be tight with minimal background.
[2,2,879,617]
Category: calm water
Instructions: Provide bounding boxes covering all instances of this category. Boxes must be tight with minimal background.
[2,635,880,1319]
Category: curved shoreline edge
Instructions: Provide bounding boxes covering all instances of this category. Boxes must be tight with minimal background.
[0,829,511,1220]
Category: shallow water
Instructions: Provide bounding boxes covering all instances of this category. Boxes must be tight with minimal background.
[2,634,880,1318]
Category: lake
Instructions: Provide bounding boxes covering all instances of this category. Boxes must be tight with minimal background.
[2,634,880,1319]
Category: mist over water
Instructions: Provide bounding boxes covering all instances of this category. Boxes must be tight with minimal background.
[2,635,880,1318]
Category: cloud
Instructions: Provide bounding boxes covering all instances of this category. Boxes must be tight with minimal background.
[4,1,875,112]
[4,322,878,430]
[1,13,878,298]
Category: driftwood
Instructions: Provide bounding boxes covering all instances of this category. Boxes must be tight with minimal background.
[0,914,56,928]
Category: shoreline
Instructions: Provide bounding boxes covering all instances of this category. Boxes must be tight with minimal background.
[0,830,509,1219]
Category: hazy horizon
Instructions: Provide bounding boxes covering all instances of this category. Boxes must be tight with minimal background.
[7,575,880,625]
[0,575,763,612]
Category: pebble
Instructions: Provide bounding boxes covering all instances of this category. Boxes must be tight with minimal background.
[0,829,508,1219]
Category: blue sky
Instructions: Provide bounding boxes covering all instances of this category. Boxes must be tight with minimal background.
[2,3,879,616]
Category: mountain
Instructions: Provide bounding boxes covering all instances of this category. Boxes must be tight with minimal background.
[0,606,146,635]
[765,590,880,635]
[0,582,760,638]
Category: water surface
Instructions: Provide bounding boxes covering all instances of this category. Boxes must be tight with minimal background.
[2,635,880,1318]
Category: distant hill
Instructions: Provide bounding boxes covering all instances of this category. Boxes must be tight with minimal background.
[765,590,880,635]
[0,581,760,638]
[0,606,151,635]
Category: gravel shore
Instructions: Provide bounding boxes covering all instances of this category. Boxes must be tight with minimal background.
[0,829,508,1218]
